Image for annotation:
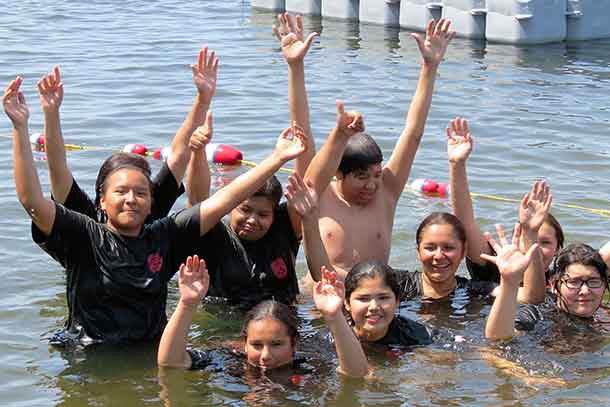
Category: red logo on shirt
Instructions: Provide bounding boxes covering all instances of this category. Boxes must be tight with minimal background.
[147,253,163,273]
[271,258,288,280]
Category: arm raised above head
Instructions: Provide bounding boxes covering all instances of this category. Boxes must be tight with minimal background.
[197,124,308,236]
[483,224,538,340]
[383,19,456,202]
[186,111,213,207]
[158,255,210,368]
[166,48,219,185]
[5,77,56,236]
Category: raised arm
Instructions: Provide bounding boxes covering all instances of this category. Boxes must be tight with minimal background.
[285,173,327,281]
[313,267,368,377]
[383,19,455,202]
[5,78,56,235]
[483,224,538,341]
[447,117,490,265]
[185,111,213,207]
[37,67,73,204]
[166,48,218,184]
[198,125,308,235]
[517,181,552,304]
[158,255,210,368]
[599,240,610,269]
[304,101,363,196]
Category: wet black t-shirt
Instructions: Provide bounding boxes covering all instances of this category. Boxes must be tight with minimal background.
[196,203,300,309]
[60,161,184,223]
[375,316,432,347]
[32,203,201,346]
[396,270,497,301]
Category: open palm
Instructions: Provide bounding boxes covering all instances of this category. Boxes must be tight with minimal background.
[37,66,63,113]
[285,173,318,219]
[519,181,552,232]
[313,267,345,319]
[191,47,219,105]
[273,13,317,64]
[412,18,456,66]
[3,77,29,128]
[178,255,210,306]
[447,117,472,163]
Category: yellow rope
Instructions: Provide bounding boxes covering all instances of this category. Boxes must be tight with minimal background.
[2,133,608,217]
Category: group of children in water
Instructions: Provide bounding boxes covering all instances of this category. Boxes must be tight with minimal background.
[4,13,610,378]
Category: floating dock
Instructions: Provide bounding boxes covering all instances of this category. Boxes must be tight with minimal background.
[251,0,610,44]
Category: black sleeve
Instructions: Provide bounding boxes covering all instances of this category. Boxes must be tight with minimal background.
[186,348,212,370]
[55,178,97,221]
[150,161,185,221]
[276,202,300,253]
[31,203,97,274]
[161,204,204,281]
[394,270,422,301]
[465,256,500,283]
[515,304,544,331]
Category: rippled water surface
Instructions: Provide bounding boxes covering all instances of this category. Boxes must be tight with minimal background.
[1,1,610,406]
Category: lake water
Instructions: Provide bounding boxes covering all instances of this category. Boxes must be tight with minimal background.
[1,1,610,405]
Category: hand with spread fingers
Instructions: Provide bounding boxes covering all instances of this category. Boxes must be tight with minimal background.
[313,267,346,321]
[481,224,539,287]
[190,111,213,152]
[272,12,317,65]
[411,18,456,66]
[519,180,552,233]
[284,172,318,220]
[274,122,308,162]
[3,77,29,129]
[37,66,63,114]
[335,100,364,138]
[191,47,219,106]
[178,255,210,307]
[447,117,473,164]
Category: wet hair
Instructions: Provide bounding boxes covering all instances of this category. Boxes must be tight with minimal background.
[241,300,299,346]
[337,133,383,176]
[543,213,565,251]
[251,175,283,210]
[415,212,467,248]
[345,261,401,303]
[550,244,609,302]
[94,153,153,223]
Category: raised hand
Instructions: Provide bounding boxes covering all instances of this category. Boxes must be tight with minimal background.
[191,47,219,106]
[37,66,63,114]
[447,117,473,163]
[519,180,552,233]
[285,172,318,219]
[3,77,29,129]
[274,122,308,162]
[481,224,539,287]
[189,111,213,151]
[272,12,317,65]
[411,18,456,66]
[336,100,364,138]
[178,255,210,307]
[313,266,345,320]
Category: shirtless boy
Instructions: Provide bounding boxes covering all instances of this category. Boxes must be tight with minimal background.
[304,19,455,281]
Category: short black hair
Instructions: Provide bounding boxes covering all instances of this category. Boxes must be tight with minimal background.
[338,133,383,176]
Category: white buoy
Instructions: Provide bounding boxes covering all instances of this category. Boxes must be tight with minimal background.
[566,0,610,41]
[322,0,360,20]
[400,0,443,31]
[442,0,487,39]
[486,0,567,44]
[251,0,286,11]
[359,0,401,26]
[286,0,321,15]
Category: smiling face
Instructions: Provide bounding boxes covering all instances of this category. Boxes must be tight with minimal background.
[337,163,383,206]
[230,197,275,241]
[345,275,398,342]
[100,168,152,236]
[556,264,606,318]
[538,222,560,271]
[417,223,465,284]
[244,318,295,370]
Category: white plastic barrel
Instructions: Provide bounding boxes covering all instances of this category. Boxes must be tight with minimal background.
[400,0,443,31]
[360,0,401,26]
[566,0,610,41]
[486,0,567,44]
[322,0,360,20]
[286,0,321,15]
[442,0,486,39]
[251,0,286,11]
